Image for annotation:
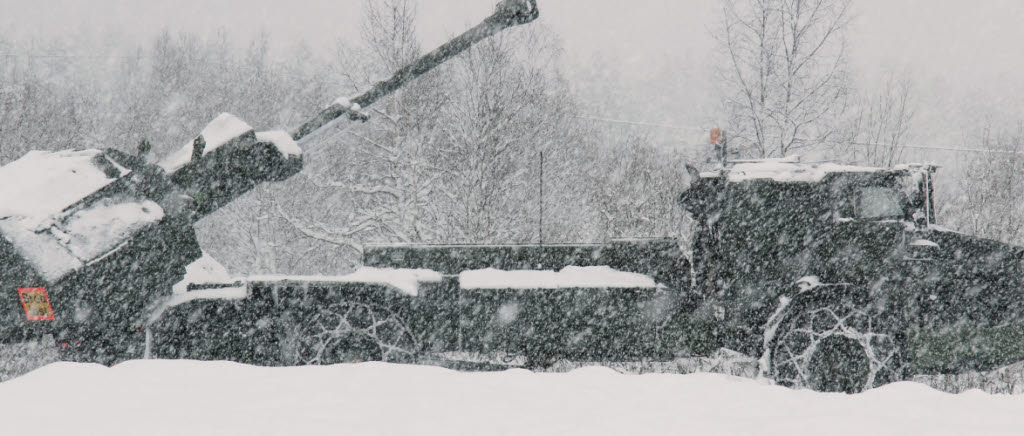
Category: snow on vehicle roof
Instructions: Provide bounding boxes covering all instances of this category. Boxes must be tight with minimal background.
[241,267,443,297]
[157,113,254,174]
[695,156,938,183]
[61,198,164,262]
[459,266,658,290]
[0,149,129,223]
[255,130,302,158]
[0,196,165,282]
[712,161,883,183]
[0,149,165,281]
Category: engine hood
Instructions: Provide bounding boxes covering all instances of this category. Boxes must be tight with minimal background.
[911,226,1024,268]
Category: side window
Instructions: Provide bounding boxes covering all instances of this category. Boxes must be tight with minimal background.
[855,186,906,219]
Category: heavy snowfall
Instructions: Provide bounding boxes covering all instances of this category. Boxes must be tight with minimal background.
[3,0,1024,434]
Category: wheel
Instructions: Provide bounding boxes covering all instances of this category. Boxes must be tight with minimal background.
[768,292,902,393]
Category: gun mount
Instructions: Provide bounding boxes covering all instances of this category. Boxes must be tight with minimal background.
[0,0,539,363]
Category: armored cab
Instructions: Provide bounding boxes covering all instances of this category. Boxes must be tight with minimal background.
[680,157,1024,392]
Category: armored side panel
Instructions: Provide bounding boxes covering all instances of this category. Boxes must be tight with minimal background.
[362,240,695,364]
[150,280,416,366]
[452,285,676,365]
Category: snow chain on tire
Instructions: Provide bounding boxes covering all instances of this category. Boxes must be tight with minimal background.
[281,299,419,365]
[769,291,902,393]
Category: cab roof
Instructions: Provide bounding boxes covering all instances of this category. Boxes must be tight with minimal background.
[698,156,935,184]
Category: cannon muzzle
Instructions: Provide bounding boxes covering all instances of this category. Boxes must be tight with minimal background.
[490,0,540,27]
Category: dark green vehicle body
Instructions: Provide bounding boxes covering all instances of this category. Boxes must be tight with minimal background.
[150,158,1024,388]
[367,241,692,365]
[150,239,692,367]
[5,0,1021,388]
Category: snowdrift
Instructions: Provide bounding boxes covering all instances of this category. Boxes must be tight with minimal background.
[1,361,1022,435]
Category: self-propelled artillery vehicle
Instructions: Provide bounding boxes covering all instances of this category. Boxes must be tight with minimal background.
[4,0,1023,393]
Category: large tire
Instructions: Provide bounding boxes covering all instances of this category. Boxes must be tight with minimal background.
[768,292,902,393]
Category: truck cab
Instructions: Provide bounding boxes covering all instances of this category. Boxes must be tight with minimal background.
[679,158,938,355]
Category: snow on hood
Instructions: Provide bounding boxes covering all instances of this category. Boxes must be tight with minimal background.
[60,198,164,262]
[0,220,83,281]
[157,113,254,174]
[0,149,128,223]
[459,266,658,290]
[0,194,164,282]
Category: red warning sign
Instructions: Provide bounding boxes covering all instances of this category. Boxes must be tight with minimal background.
[18,287,55,321]
[710,128,723,145]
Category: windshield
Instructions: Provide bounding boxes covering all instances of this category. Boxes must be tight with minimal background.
[855,186,906,219]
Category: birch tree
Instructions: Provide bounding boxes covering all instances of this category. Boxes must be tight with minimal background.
[943,124,1024,245]
[840,73,914,166]
[715,0,852,158]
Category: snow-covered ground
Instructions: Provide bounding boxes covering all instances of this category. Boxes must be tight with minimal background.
[1,361,1022,436]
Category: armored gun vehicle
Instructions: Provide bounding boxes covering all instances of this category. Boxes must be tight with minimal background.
[0,0,540,364]
[4,0,1022,393]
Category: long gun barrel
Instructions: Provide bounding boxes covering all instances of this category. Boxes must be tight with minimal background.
[290,0,539,142]
[150,0,539,221]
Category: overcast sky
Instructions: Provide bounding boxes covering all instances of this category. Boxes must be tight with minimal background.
[2,0,1023,156]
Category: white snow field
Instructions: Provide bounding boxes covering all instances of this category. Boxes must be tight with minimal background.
[1,361,1022,436]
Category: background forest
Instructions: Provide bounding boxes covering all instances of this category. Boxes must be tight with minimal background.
[0,0,1020,275]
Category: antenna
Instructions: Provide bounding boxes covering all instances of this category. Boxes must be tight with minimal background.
[539,150,544,245]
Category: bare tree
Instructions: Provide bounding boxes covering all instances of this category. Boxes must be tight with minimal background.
[840,72,914,166]
[585,136,690,241]
[943,124,1024,245]
[432,29,579,244]
[715,0,852,158]
[294,0,449,247]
